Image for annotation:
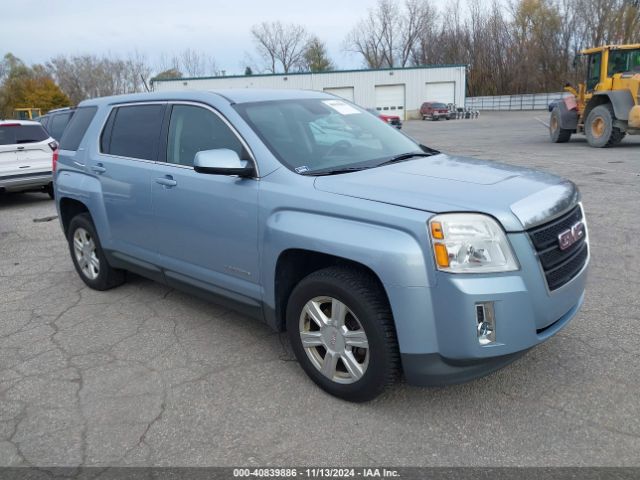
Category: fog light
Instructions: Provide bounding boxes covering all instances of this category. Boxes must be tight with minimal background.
[475,302,496,345]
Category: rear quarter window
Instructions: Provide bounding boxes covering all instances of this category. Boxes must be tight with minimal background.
[59,106,98,151]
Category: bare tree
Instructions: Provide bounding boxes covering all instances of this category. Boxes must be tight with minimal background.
[398,0,436,67]
[157,49,218,78]
[251,21,310,73]
[345,0,401,68]
[47,53,154,104]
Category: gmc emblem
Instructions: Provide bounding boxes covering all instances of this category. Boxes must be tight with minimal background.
[558,221,585,250]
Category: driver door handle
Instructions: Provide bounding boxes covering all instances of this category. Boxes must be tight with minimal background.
[155,176,177,187]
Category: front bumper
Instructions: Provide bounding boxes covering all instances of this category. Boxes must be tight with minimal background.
[402,291,584,386]
[389,231,588,386]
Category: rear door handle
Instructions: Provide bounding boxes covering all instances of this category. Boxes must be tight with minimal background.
[155,176,177,187]
[91,164,106,174]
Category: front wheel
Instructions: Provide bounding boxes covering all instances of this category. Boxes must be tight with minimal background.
[549,107,572,143]
[286,267,400,402]
[68,213,125,290]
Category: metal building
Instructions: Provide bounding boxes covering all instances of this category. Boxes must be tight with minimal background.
[152,65,467,120]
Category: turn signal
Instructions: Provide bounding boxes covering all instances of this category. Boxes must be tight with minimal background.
[430,221,444,239]
[434,243,450,268]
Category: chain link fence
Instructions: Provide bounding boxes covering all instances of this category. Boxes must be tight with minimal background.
[465,92,571,111]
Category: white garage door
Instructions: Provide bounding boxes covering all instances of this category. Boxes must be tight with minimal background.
[375,84,406,119]
[323,87,355,102]
[425,82,456,104]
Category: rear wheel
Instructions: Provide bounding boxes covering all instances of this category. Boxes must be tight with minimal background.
[585,104,622,148]
[45,183,54,199]
[549,107,572,143]
[68,213,125,290]
[286,267,400,402]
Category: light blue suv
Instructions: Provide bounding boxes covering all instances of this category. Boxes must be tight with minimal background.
[54,90,588,401]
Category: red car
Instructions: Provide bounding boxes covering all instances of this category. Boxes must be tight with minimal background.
[366,109,402,129]
[420,102,451,121]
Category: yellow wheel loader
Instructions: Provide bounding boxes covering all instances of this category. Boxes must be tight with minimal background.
[13,108,42,120]
[550,44,640,147]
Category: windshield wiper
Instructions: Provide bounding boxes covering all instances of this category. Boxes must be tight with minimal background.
[304,166,371,176]
[376,152,433,168]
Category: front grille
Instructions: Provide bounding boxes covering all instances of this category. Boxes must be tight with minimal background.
[527,205,588,291]
[390,119,401,125]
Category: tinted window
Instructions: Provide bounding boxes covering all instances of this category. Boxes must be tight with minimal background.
[49,112,73,141]
[60,106,97,151]
[0,125,48,145]
[105,105,164,160]
[166,105,244,166]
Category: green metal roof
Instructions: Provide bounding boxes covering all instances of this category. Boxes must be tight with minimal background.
[151,64,468,83]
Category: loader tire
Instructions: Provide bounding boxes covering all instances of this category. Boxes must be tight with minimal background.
[610,130,626,145]
[550,107,572,143]
[585,104,622,148]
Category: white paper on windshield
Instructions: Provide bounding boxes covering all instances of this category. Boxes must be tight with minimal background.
[323,100,360,115]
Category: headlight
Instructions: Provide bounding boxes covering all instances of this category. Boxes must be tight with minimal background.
[428,213,519,273]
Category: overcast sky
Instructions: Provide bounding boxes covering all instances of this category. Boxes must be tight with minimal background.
[3,0,455,74]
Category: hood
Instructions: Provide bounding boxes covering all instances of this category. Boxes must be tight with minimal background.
[314,153,579,232]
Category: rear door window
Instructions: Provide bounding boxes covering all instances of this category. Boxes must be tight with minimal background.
[60,106,98,151]
[102,104,165,161]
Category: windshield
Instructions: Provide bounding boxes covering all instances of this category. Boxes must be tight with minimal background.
[608,48,640,76]
[234,98,422,174]
[433,103,447,109]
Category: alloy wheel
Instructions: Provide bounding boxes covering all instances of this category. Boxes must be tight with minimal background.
[73,227,100,280]
[299,296,369,384]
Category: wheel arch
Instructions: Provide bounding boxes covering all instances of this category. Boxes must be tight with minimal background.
[59,197,90,236]
[590,91,635,121]
[261,211,432,332]
[272,249,389,332]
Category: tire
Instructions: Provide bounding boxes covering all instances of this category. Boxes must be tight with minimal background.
[610,130,626,145]
[286,266,400,402]
[67,213,125,290]
[549,107,572,143]
[45,183,54,199]
[585,104,622,148]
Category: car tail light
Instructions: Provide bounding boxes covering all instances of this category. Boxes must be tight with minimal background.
[52,149,59,172]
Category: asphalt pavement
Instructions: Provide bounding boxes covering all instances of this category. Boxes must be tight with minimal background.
[1,111,639,467]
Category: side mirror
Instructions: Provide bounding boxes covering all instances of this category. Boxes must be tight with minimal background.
[193,149,255,177]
